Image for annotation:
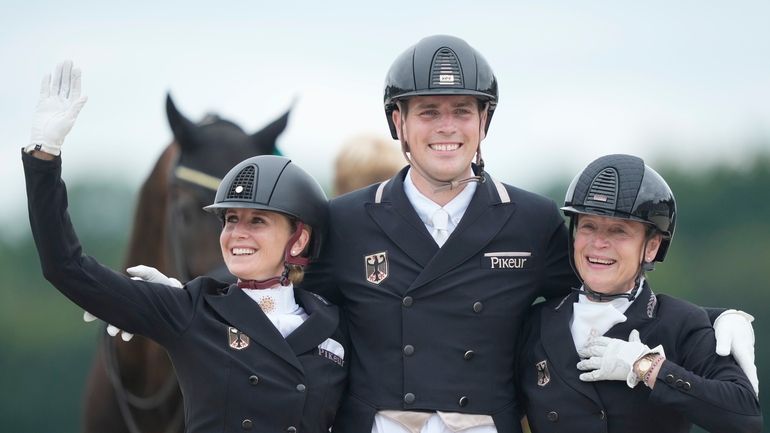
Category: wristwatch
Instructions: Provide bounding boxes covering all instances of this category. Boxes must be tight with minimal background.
[634,354,658,381]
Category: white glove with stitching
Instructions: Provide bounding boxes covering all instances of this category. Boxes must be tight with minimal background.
[577,329,664,388]
[83,265,182,342]
[714,309,758,396]
[26,60,88,155]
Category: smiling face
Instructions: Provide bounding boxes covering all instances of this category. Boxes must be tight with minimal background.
[219,208,299,281]
[573,214,662,296]
[392,95,486,189]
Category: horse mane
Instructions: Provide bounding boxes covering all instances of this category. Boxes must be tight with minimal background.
[122,142,179,275]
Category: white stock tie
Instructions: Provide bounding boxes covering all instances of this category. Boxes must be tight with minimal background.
[430,208,450,247]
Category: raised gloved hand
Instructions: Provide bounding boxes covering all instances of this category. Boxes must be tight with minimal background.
[714,309,758,396]
[82,265,183,342]
[577,329,664,388]
[26,60,88,155]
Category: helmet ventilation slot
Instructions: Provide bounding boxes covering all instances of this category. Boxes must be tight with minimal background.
[431,48,464,88]
[226,165,256,200]
[586,168,618,207]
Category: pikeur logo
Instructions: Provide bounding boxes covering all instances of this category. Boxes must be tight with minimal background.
[483,251,531,270]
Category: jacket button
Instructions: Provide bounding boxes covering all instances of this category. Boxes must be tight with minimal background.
[547,411,559,422]
[675,379,684,388]
[682,381,692,391]
[296,383,306,392]
[242,419,253,430]
[403,345,415,356]
[402,296,413,307]
[287,427,297,433]
[458,396,469,407]
[248,375,259,385]
[463,350,474,360]
[473,301,484,313]
[404,393,416,404]
[665,374,675,384]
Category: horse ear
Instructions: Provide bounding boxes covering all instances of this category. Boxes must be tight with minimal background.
[166,93,198,151]
[251,102,293,154]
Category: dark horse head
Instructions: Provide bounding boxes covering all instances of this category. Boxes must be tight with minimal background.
[81,94,291,433]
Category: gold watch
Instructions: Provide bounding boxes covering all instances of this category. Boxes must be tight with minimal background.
[634,354,658,381]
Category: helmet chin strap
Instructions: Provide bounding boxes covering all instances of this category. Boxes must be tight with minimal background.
[397,101,488,194]
[572,275,644,302]
[237,222,309,290]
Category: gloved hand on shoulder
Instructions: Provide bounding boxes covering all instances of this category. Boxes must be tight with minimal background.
[83,265,183,342]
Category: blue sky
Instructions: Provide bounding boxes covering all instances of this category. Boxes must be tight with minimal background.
[2,1,769,231]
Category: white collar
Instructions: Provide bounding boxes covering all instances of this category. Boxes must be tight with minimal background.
[241,283,301,315]
[569,278,645,351]
[403,167,477,233]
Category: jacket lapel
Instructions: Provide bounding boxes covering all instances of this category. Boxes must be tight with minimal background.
[366,168,439,269]
[284,289,339,356]
[204,286,304,373]
[540,293,603,405]
[605,282,657,340]
[408,176,516,292]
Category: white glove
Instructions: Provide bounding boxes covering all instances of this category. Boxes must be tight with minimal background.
[27,60,88,155]
[82,265,183,342]
[577,329,664,388]
[82,310,134,341]
[714,309,758,396]
[126,265,183,288]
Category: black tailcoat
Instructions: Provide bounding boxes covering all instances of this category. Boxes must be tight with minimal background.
[518,283,762,433]
[302,166,578,433]
[23,151,348,433]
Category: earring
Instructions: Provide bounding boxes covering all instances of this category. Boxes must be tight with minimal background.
[291,250,298,256]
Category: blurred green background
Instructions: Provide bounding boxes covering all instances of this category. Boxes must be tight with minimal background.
[2,148,768,432]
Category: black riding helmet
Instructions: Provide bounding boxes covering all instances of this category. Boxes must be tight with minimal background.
[562,154,676,301]
[204,155,328,261]
[563,154,677,263]
[383,34,499,139]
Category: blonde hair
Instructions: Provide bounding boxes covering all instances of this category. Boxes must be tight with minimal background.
[333,133,405,196]
[287,264,305,285]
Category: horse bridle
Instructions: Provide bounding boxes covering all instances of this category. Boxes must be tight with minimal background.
[168,164,223,282]
[103,332,183,433]
[173,165,221,191]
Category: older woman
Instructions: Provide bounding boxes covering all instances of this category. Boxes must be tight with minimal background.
[517,154,761,433]
[22,61,347,433]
